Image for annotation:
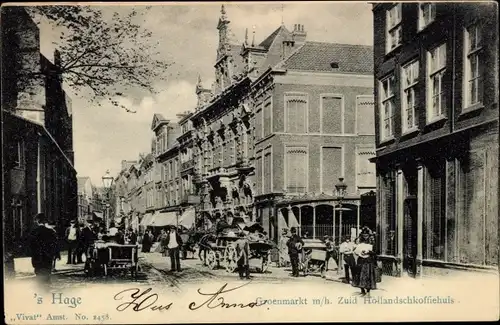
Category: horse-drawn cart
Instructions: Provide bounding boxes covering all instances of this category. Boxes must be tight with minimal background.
[84,240,139,278]
[198,233,240,272]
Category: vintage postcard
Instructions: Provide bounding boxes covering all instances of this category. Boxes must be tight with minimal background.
[2,1,499,323]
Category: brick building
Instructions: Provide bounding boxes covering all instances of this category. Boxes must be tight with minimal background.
[2,7,78,256]
[372,3,498,277]
[187,5,376,242]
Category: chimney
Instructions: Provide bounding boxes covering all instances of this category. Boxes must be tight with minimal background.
[121,160,129,171]
[292,23,307,47]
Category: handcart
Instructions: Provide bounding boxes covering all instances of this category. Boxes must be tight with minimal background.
[85,240,139,278]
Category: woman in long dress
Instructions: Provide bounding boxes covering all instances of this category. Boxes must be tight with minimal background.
[352,229,377,296]
[141,230,153,253]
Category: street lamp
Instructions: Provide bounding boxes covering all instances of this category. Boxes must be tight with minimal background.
[102,170,114,231]
[335,177,347,274]
[335,177,348,242]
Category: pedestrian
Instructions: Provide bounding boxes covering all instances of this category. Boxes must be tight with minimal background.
[166,226,183,272]
[159,229,168,256]
[279,228,290,267]
[141,229,153,252]
[339,235,356,284]
[80,220,96,261]
[76,223,85,263]
[321,236,337,276]
[65,220,80,264]
[235,231,250,280]
[28,213,59,285]
[286,227,304,277]
[108,222,119,237]
[352,227,377,296]
[130,229,138,245]
[46,224,61,272]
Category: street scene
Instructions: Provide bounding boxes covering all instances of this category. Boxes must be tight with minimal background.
[2,2,499,323]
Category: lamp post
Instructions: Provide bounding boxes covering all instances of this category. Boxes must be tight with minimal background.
[102,170,114,231]
[335,177,348,240]
[335,177,347,274]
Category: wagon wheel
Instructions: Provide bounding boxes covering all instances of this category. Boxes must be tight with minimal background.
[261,254,270,273]
[224,246,238,273]
[206,250,217,270]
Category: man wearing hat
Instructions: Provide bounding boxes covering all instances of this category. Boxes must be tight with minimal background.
[65,219,80,264]
[235,231,250,279]
[165,226,183,272]
[286,227,304,277]
[28,213,59,284]
[339,235,356,283]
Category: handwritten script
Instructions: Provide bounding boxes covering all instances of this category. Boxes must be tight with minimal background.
[113,281,264,312]
[114,288,173,312]
[188,281,265,310]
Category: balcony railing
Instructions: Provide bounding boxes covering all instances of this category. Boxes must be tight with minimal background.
[181,159,195,171]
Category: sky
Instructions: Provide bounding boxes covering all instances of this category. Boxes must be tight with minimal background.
[38,1,373,186]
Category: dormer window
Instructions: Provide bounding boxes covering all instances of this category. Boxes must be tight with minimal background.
[330,62,339,69]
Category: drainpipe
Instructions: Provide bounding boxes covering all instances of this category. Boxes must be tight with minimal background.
[450,4,456,135]
[37,136,42,213]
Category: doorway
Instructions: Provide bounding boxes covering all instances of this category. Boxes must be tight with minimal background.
[403,196,418,277]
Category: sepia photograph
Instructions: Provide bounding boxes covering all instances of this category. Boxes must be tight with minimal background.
[2,1,499,323]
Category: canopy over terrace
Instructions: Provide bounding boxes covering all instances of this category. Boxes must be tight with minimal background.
[275,192,363,243]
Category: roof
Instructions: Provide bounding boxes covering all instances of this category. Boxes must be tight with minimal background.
[259,25,291,50]
[277,41,373,74]
[151,113,169,131]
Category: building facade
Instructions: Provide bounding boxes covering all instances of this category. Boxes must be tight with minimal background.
[252,39,376,242]
[77,177,93,222]
[2,7,78,256]
[188,6,376,242]
[372,3,498,277]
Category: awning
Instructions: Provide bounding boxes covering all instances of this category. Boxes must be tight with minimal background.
[150,211,177,227]
[93,212,103,220]
[288,211,300,228]
[278,210,288,230]
[140,213,154,226]
[178,208,195,228]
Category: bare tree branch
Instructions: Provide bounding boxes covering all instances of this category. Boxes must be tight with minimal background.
[16,5,173,113]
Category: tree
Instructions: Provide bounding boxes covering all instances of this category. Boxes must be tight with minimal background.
[19,5,172,112]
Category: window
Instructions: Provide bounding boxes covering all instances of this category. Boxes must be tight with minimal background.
[356,149,376,189]
[356,96,375,135]
[285,147,307,193]
[263,99,272,137]
[463,23,483,108]
[379,75,396,140]
[321,95,343,134]
[458,151,487,265]
[386,4,402,53]
[285,93,308,133]
[401,60,419,132]
[427,43,447,122]
[381,171,396,256]
[418,3,436,31]
[14,140,25,168]
[424,160,446,261]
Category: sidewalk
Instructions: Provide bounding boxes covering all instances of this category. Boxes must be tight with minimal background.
[14,252,84,279]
